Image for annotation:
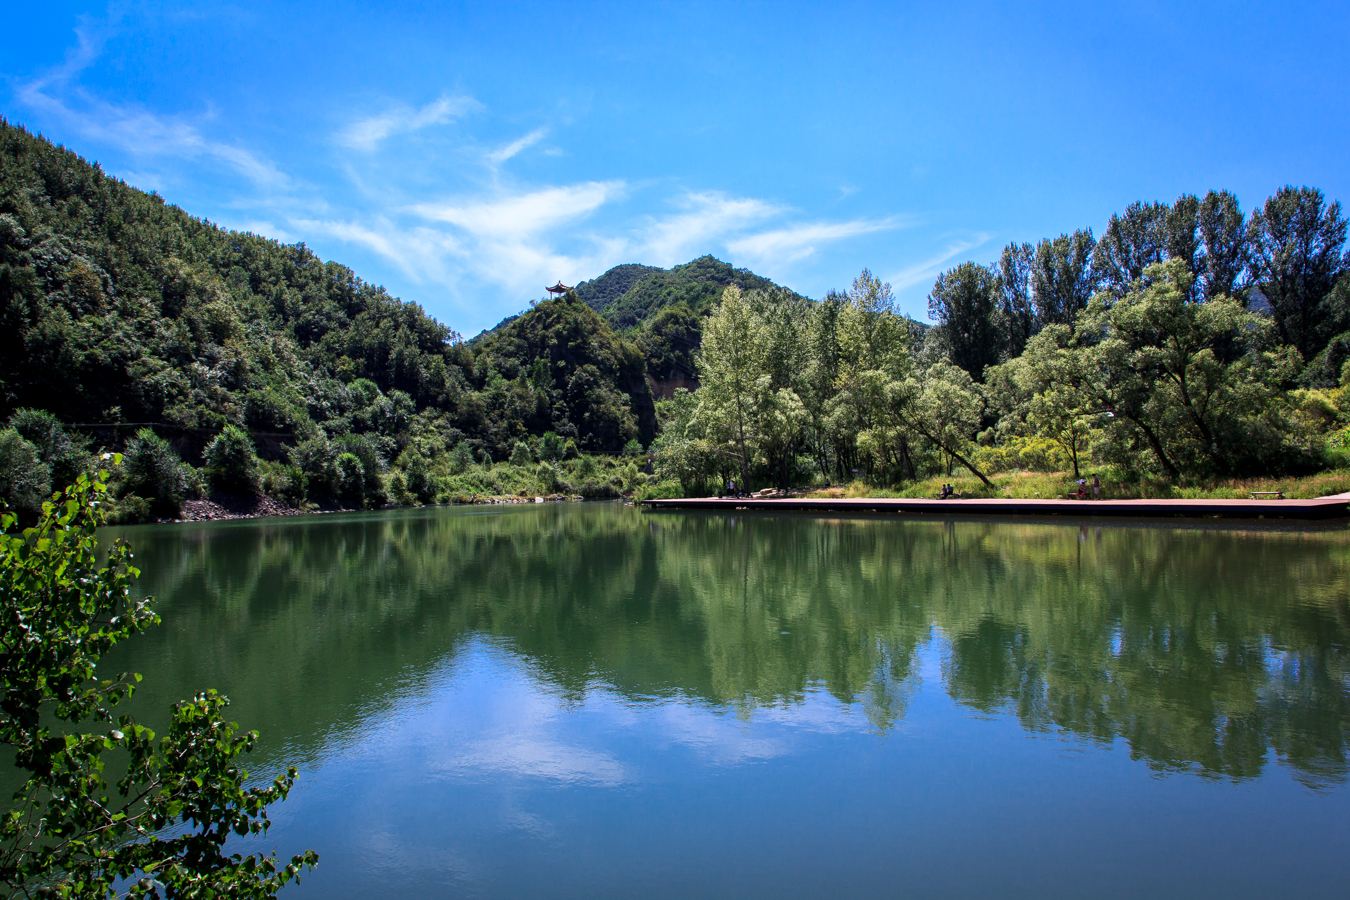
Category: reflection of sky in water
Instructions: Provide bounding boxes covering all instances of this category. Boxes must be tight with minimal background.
[263,636,1350,899]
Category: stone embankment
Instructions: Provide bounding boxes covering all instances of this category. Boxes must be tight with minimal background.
[178,496,304,522]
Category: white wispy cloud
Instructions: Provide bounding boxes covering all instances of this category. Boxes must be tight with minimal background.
[728,216,908,266]
[486,127,549,166]
[634,191,785,266]
[407,180,624,237]
[33,20,104,86]
[886,233,993,292]
[301,181,631,308]
[16,24,290,191]
[292,216,465,283]
[18,19,947,329]
[337,94,480,152]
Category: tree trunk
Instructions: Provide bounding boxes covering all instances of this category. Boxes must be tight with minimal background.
[1127,414,1181,481]
[900,438,917,481]
[948,446,995,488]
[1173,371,1225,472]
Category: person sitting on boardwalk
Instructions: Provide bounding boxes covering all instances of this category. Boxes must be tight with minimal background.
[1074,479,1088,500]
[938,483,953,499]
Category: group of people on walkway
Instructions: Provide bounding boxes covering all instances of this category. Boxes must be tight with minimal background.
[1072,474,1104,500]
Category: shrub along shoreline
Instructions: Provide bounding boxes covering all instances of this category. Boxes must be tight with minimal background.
[0,405,660,526]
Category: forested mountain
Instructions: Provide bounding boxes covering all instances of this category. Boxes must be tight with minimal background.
[0,119,475,443]
[0,119,665,458]
[0,119,676,517]
[574,263,662,314]
[570,255,805,396]
[472,292,657,450]
[583,254,799,330]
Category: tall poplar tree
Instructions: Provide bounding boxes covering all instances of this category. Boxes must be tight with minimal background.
[1032,230,1097,328]
[997,242,1037,357]
[694,284,764,489]
[1248,186,1349,361]
[927,262,1003,380]
[1093,202,1169,295]
[1197,190,1249,302]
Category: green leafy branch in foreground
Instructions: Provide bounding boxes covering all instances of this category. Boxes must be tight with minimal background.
[0,462,316,897]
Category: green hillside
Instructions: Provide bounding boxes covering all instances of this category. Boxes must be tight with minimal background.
[0,119,671,517]
[471,292,657,449]
[591,255,799,329]
[570,255,807,396]
[0,119,473,441]
[574,263,662,313]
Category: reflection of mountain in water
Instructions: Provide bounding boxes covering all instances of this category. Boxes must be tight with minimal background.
[106,506,1350,786]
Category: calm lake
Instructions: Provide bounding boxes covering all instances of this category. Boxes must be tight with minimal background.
[105,503,1350,898]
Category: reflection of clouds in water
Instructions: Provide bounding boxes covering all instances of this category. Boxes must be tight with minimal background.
[421,650,631,787]
[416,643,879,781]
[648,703,788,765]
[499,803,554,839]
[360,823,477,884]
[445,734,629,786]
[756,688,875,735]
[637,687,878,766]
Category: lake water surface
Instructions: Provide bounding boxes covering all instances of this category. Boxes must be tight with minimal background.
[106,504,1350,898]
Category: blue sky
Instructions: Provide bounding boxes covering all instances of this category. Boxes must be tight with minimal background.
[4,1,1348,335]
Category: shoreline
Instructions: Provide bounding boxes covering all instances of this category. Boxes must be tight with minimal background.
[640,493,1350,521]
[131,492,589,526]
[128,491,1350,527]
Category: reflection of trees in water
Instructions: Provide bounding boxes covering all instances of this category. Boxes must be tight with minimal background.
[107,509,1350,784]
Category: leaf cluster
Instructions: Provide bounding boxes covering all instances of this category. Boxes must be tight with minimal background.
[0,466,315,895]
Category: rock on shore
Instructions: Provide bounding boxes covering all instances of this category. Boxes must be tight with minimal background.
[178,496,305,522]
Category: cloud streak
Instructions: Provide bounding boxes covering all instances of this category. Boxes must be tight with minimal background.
[407,180,624,237]
[886,233,993,292]
[629,191,785,266]
[16,22,290,191]
[729,216,910,266]
[337,94,481,152]
[486,127,549,166]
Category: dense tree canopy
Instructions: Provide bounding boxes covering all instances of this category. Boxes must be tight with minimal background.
[583,255,798,330]
[654,209,1346,493]
[472,291,656,450]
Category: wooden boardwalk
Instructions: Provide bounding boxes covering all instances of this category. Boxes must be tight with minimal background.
[641,493,1350,521]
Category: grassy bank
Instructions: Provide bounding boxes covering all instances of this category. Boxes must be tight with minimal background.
[804,469,1350,502]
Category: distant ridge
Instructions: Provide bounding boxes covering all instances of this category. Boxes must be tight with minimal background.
[576,255,805,330]
[0,119,657,457]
